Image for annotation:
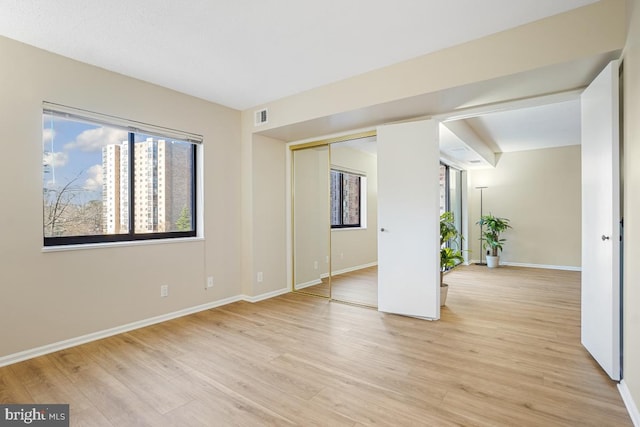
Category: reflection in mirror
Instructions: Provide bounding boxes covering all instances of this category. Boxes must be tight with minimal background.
[292,146,330,297]
[329,137,378,307]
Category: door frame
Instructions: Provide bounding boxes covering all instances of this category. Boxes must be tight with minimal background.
[287,130,377,304]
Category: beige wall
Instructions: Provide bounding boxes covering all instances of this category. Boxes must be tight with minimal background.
[623,0,640,416]
[0,36,242,357]
[252,135,287,295]
[330,145,378,273]
[467,146,582,268]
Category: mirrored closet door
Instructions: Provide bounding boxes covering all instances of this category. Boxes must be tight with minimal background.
[292,145,331,298]
[291,134,379,307]
[329,138,378,307]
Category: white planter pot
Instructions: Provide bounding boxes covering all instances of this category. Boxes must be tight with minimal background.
[486,255,500,268]
[440,283,449,306]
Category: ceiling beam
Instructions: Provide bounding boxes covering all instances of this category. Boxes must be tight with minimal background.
[441,120,496,167]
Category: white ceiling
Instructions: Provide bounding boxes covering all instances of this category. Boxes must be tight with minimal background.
[1,0,614,164]
[438,95,584,168]
[465,99,582,153]
[0,0,597,111]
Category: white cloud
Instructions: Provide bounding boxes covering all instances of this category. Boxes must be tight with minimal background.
[83,164,104,191]
[64,127,128,152]
[43,128,55,144]
[42,151,68,168]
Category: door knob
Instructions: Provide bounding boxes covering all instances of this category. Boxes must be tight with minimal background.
[602,235,610,241]
[380,228,386,232]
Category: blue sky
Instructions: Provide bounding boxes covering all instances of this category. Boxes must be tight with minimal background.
[42,114,128,202]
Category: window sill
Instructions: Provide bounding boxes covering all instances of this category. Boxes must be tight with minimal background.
[331,227,367,232]
[42,236,204,253]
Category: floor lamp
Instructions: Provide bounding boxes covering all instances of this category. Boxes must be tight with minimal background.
[475,186,488,265]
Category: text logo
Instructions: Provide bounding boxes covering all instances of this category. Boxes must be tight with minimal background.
[0,405,68,426]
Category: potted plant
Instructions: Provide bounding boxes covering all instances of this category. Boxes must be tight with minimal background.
[440,211,464,306]
[477,214,511,268]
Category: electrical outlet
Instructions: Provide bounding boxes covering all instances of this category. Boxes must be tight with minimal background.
[314,261,318,270]
[206,277,214,289]
[257,272,263,283]
[160,285,169,297]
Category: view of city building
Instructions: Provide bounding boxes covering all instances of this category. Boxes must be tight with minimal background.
[102,137,192,235]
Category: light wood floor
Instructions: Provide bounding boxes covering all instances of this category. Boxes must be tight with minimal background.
[302,266,378,307]
[0,266,632,426]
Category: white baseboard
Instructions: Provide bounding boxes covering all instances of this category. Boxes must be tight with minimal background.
[619,380,640,426]
[501,262,581,271]
[0,289,288,368]
[468,260,581,272]
[332,262,378,277]
[243,287,289,303]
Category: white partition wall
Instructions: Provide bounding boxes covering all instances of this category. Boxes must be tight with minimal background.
[377,120,441,319]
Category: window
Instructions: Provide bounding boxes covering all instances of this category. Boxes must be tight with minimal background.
[331,169,362,228]
[440,162,463,248]
[42,105,200,246]
[439,163,449,215]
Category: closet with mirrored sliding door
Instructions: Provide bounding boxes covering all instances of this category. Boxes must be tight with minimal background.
[291,132,378,307]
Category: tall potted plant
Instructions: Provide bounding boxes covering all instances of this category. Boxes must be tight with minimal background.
[477,213,511,268]
[440,211,464,306]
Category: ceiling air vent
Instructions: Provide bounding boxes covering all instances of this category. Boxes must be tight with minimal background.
[469,160,482,164]
[254,108,268,126]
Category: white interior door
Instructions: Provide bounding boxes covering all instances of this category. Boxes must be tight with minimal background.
[377,120,440,319]
[581,60,620,381]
